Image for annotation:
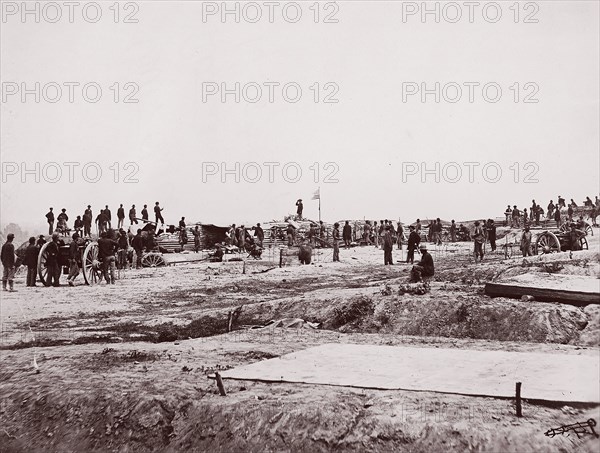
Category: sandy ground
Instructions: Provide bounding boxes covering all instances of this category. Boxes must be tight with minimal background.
[1,229,599,452]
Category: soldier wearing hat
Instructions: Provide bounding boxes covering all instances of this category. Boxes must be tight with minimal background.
[296,199,303,220]
[45,233,61,287]
[410,243,434,282]
[332,222,340,262]
[67,232,81,286]
[1,233,17,291]
[83,205,93,237]
[46,207,55,235]
[24,237,39,287]
[129,204,138,225]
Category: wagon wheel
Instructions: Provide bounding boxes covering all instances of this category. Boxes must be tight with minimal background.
[579,236,589,250]
[37,242,51,286]
[535,232,561,255]
[559,223,569,234]
[142,252,165,267]
[82,242,102,285]
[584,222,593,236]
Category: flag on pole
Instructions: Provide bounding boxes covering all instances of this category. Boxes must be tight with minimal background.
[312,188,320,200]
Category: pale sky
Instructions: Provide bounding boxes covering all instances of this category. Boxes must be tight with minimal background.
[1,1,599,232]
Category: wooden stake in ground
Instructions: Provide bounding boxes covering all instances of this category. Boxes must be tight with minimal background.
[215,372,227,396]
[516,381,522,417]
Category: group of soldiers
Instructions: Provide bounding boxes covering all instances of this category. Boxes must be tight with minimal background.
[504,195,600,229]
[45,202,167,237]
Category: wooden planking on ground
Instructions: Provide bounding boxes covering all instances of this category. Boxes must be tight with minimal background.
[219,343,600,403]
[485,274,600,306]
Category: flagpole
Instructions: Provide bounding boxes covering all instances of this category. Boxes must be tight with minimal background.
[318,186,321,223]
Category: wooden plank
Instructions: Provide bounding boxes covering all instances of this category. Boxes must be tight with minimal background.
[485,282,599,306]
[219,344,600,403]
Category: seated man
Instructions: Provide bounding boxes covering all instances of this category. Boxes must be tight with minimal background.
[209,244,224,262]
[410,244,434,282]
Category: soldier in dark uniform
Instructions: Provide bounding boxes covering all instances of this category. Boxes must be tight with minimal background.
[332,222,340,262]
[45,233,61,287]
[24,237,39,287]
[117,204,125,229]
[406,225,420,264]
[98,231,118,284]
[83,205,92,237]
[343,221,352,248]
[67,233,80,286]
[104,205,112,229]
[383,225,394,265]
[154,202,164,225]
[254,223,264,247]
[46,208,55,235]
[410,244,434,282]
[141,204,149,221]
[1,233,17,291]
[129,205,138,225]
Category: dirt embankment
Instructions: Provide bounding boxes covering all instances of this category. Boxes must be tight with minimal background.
[2,336,599,453]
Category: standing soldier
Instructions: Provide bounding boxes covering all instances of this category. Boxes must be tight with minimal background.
[547,200,555,220]
[141,204,149,221]
[132,229,144,268]
[450,220,457,242]
[117,204,125,229]
[486,219,497,252]
[373,221,379,247]
[473,221,485,263]
[83,205,92,237]
[98,231,118,284]
[343,221,352,248]
[193,226,201,252]
[45,233,61,287]
[504,205,512,226]
[46,207,55,235]
[434,218,443,245]
[511,205,520,228]
[96,210,108,234]
[238,225,246,251]
[117,229,129,270]
[178,217,187,251]
[286,224,295,247]
[74,216,83,235]
[57,208,69,236]
[554,208,562,228]
[1,233,17,291]
[228,224,237,247]
[66,233,80,286]
[129,204,138,225]
[383,225,394,265]
[567,204,574,221]
[104,205,112,229]
[296,199,303,220]
[396,222,404,250]
[557,195,566,209]
[332,222,340,262]
[363,221,372,245]
[154,202,164,225]
[254,223,264,248]
[521,226,532,257]
[406,226,420,264]
[319,221,326,242]
[24,237,38,287]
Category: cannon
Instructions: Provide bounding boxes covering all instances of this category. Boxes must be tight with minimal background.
[36,237,104,285]
[534,229,588,255]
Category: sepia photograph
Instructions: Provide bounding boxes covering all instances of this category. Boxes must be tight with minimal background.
[1,1,599,452]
